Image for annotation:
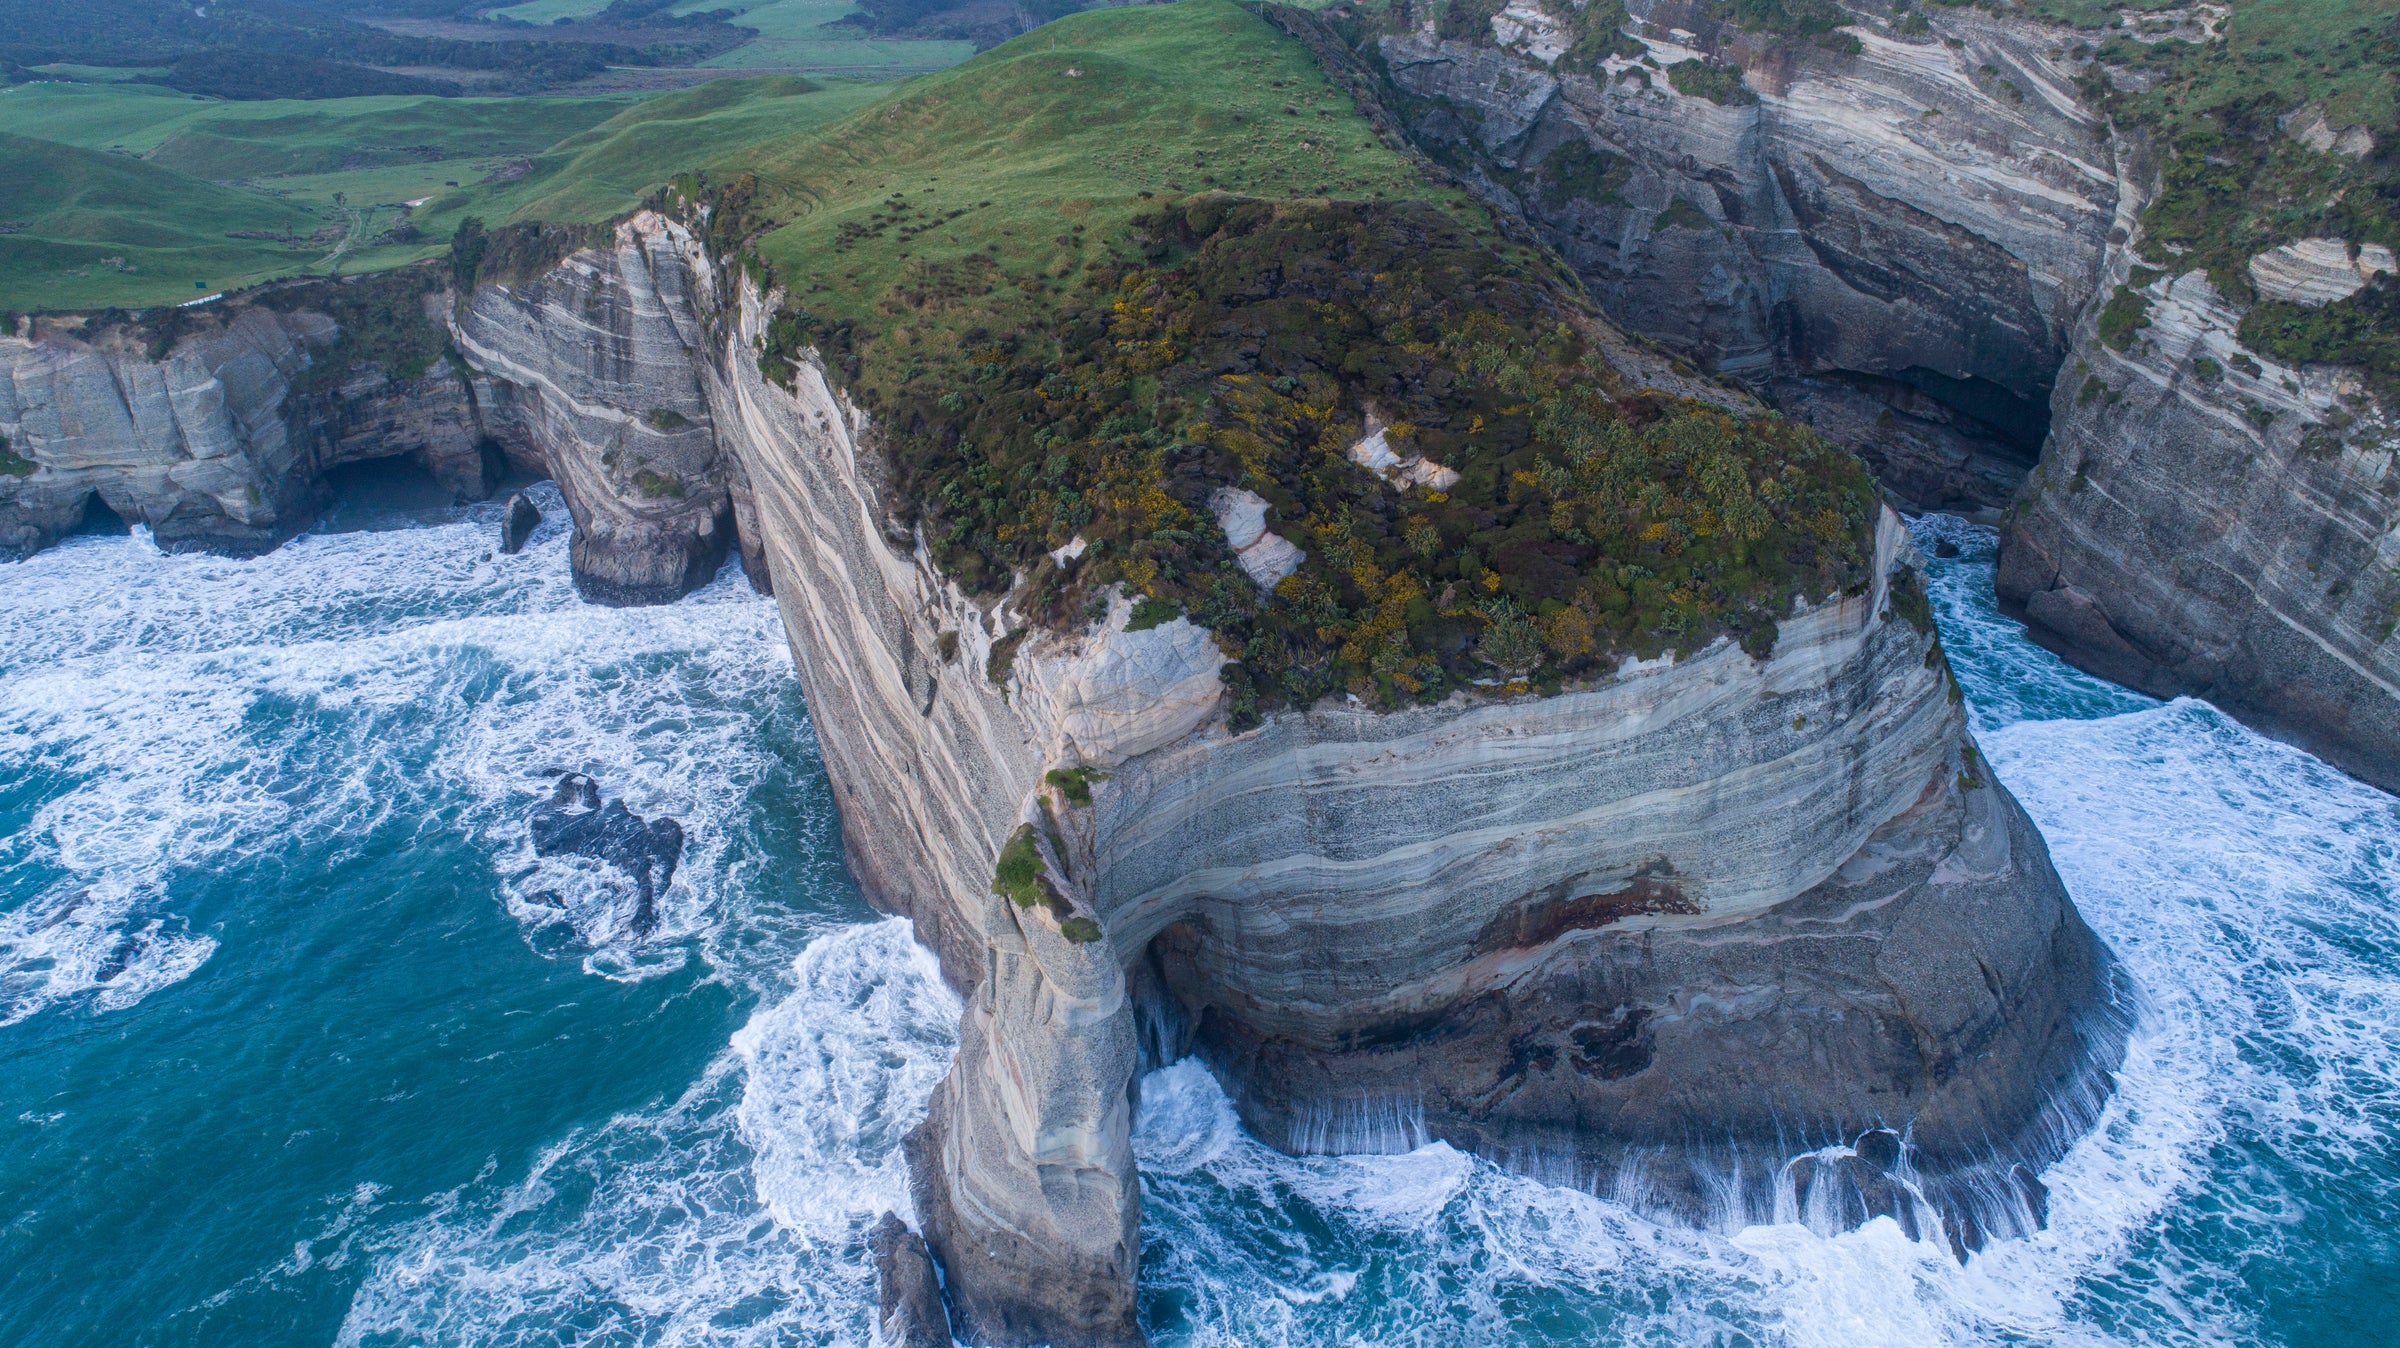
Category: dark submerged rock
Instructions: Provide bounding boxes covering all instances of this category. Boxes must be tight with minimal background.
[527,773,684,937]
[500,492,542,555]
[867,1212,953,1348]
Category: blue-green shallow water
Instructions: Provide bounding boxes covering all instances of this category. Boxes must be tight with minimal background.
[2,498,2394,1346]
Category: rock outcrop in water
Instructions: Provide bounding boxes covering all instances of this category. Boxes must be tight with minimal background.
[0,297,496,556]
[500,491,543,555]
[867,1210,954,1348]
[528,772,686,939]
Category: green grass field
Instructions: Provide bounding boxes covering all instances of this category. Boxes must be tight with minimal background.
[485,0,613,22]
[690,0,976,73]
[403,75,889,248]
[0,72,889,310]
[740,0,1507,336]
[0,132,331,310]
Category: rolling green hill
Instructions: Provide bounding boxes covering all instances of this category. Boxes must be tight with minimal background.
[0,74,881,309]
[407,74,887,243]
[738,0,1506,335]
[0,132,328,309]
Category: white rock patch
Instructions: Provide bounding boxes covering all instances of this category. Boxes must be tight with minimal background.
[1015,592,1226,766]
[1210,487,1305,590]
[1490,0,1571,65]
[1346,427,1460,492]
[2247,237,2396,308]
[2282,105,2377,160]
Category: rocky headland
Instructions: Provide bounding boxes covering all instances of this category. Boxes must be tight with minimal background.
[1287,0,2395,792]
[471,161,2119,1343]
[34,1,2400,1341]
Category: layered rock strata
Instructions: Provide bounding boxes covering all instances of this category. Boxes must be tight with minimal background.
[0,303,494,556]
[450,216,742,604]
[1351,0,2118,517]
[2000,260,2400,793]
[1,233,749,605]
[647,222,2128,1342]
[1300,0,2399,786]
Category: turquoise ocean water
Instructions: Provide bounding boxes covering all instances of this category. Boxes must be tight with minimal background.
[1,492,2393,1346]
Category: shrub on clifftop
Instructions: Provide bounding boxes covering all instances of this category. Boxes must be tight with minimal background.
[873,197,1877,712]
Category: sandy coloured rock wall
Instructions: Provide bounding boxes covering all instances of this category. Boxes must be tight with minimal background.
[450,214,739,604]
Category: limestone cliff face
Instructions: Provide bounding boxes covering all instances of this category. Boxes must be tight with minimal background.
[1,222,746,605]
[0,303,490,556]
[1356,0,2117,517]
[646,215,2127,1342]
[450,214,740,604]
[1999,255,2400,792]
[1315,0,2398,786]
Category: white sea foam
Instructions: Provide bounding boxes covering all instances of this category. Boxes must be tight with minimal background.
[735,918,960,1235]
[0,879,218,1026]
[0,485,804,1011]
[336,919,959,1348]
[17,489,2389,1345]
[1126,520,2400,1345]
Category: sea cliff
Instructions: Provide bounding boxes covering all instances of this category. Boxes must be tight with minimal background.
[451,226,746,604]
[0,290,495,556]
[0,180,2133,1348]
[472,208,2124,1345]
[1339,0,2116,519]
[1292,0,2395,792]
[1999,230,2400,793]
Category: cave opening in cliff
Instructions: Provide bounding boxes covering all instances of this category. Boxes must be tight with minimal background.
[70,491,127,538]
[319,454,461,531]
[1891,367,2054,459]
[1771,365,2055,520]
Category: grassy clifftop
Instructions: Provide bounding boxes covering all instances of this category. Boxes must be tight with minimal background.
[0,75,885,311]
[691,1,1878,715]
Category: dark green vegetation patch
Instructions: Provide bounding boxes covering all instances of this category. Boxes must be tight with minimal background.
[862,195,1875,714]
[993,821,1098,939]
[2097,284,2153,351]
[1666,58,1758,105]
[262,267,453,397]
[992,823,1051,908]
[1711,0,1864,54]
[2240,275,2400,403]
